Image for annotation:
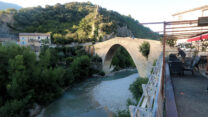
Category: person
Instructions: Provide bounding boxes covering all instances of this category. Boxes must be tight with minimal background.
[177,48,186,63]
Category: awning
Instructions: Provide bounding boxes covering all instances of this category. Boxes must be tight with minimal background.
[187,33,208,42]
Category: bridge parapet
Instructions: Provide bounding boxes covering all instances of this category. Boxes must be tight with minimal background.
[129,53,163,117]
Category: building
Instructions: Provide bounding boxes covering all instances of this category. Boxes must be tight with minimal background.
[172,5,208,45]
[0,33,18,45]
[19,33,51,55]
[173,5,208,21]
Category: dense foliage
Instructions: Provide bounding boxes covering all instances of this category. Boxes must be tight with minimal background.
[6,2,159,44]
[0,44,102,117]
[129,78,148,100]
[111,47,135,70]
[160,36,176,47]
[139,41,150,58]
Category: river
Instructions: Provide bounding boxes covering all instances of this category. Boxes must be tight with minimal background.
[37,69,138,117]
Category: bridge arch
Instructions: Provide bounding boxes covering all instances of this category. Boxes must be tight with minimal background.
[94,37,163,77]
[103,44,140,75]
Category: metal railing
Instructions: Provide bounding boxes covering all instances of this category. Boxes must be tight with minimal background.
[129,53,164,117]
[165,50,208,58]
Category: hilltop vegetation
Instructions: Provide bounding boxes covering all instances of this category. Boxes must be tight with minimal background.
[1,2,158,44]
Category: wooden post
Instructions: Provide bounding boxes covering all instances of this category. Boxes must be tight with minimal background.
[162,22,166,97]
[206,55,208,75]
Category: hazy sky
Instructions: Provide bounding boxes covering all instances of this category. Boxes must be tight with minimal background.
[1,0,208,31]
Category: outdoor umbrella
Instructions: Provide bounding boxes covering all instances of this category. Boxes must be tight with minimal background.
[187,33,208,42]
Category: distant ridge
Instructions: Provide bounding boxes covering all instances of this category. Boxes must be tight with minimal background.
[0,1,22,10]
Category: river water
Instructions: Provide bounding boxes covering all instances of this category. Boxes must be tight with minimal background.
[38,69,138,117]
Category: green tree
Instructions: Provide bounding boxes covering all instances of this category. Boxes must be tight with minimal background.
[71,55,90,81]
[160,36,176,47]
[7,55,27,99]
[0,96,31,117]
[0,42,103,117]
[32,67,64,106]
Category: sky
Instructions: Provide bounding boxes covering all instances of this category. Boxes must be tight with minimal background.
[1,0,208,31]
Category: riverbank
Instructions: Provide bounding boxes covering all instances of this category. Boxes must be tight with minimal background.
[36,69,138,117]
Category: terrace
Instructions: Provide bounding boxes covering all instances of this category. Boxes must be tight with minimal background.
[130,17,208,117]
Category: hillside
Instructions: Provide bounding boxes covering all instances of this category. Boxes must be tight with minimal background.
[3,2,159,44]
[0,1,22,10]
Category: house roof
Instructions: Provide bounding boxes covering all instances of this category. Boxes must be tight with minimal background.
[19,33,50,36]
[172,5,208,16]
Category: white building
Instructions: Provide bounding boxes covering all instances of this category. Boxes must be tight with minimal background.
[173,5,208,21]
[172,5,208,45]
[19,33,51,55]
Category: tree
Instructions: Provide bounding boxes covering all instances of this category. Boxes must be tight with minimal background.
[71,55,90,81]
[7,55,27,99]
[0,41,103,117]
[53,33,65,44]
[160,36,176,47]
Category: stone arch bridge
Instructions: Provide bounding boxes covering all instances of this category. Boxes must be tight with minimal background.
[92,37,164,77]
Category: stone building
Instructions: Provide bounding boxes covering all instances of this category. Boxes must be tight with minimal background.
[19,33,51,55]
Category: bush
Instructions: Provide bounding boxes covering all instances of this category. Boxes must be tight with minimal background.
[115,110,130,117]
[99,71,105,76]
[91,54,102,62]
[129,78,148,100]
[0,96,31,117]
[160,36,176,47]
[71,55,90,81]
[63,68,74,86]
[139,41,150,58]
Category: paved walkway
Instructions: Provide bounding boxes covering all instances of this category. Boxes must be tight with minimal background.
[172,72,208,117]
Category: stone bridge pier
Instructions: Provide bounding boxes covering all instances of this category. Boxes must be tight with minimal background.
[94,37,163,77]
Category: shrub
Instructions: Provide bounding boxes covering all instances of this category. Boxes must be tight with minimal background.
[71,55,90,81]
[63,68,74,86]
[139,41,150,58]
[0,96,31,117]
[91,54,102,62]
[129,78,148,100]
[99,71,105,76]
[160,36,176,47]
[115,110,130,117]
